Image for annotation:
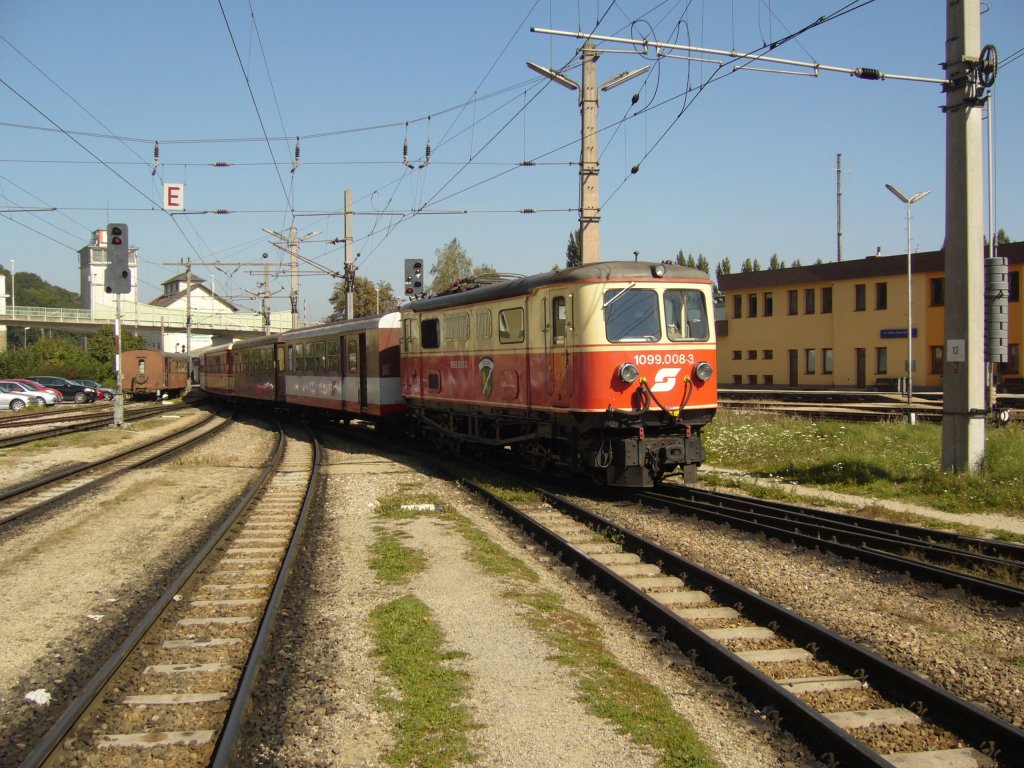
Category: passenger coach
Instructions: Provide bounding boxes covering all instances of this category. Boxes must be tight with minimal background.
[400,261,717,486]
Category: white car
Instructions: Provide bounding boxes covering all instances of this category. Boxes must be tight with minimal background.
[0,380,59,406]
[0,387,34,411]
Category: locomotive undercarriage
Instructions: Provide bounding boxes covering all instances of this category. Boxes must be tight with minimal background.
[409,402,713,488]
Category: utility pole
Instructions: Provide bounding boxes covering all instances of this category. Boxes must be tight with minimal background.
[527,42,648,265]
[942,0,988,472]
[263,226,320,329]
[185,263,192,393]
[835,154,843,262]
[579,42,600,264]
[344,188,355,319]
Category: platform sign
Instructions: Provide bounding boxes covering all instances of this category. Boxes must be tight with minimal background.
[163,183,185,211]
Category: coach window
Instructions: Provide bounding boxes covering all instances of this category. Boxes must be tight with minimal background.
[498,308,525,344]
[326,340,339,373]
[552,297,568,344]
[604,288,660,342]
[304,343,318,372]
[347,339,358,374]
[421,318,441,349]
[664,289,708,342]
[313,341,326,372]
[294,344,305,373]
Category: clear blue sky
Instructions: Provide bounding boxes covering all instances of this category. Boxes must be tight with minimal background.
[2,1,1021,321]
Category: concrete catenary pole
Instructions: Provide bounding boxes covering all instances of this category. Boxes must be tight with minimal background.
[579,42,600,264]
[344,188,354,319]
[289,225,300,329]
[942,0,986,471]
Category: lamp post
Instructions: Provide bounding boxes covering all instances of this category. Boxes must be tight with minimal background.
[9,259,13,312]
[885,183,932,423]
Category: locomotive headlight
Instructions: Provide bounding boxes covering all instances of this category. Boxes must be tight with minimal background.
[693,361,714,382]
[652,263,666,278]
[618,362,639,384]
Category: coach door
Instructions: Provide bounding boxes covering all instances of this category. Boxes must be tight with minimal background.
[275,343,286,401]
[358,333,369,412]
[547,295,573,405]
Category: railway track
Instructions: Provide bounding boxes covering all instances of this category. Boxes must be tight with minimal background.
[19,421,321,767]
[642,484,1024,606]
[0,401,196,449]
[0,408,232,529]
[458,472,1022,768]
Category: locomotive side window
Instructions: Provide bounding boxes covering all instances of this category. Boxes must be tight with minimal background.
[444,313,470,341]
[664,289,710,342]
[421,318,441,349]
[498,308,524,344]
[476,310,492,339]
[604,289,660,342]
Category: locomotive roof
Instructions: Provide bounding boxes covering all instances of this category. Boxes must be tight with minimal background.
[405,261,711,313]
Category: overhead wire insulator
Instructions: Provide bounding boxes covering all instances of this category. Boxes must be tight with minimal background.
[423,139,431,167]
[292,137,300,174]
[152,141,159,176]
[852,68,884,81]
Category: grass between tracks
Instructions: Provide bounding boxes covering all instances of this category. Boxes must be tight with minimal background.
[368,489,723,768]
[701,409,1024,523]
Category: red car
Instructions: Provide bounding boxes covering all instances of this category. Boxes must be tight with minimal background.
[5,378,64,403]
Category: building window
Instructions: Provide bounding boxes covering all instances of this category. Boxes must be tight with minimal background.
[804,288,815,314]
[876,282,888,310]
[763,349,774,360]
[787,290,798,315]
[747,350,757,360]
[823,348,833,374]
[805,348,816,374]
[855,284,866,311]
[930,345,944,374]
[748,294,758,318]
[930,278,945,307]
[763,374,774,384]
[748,375,758,384]
[732,350,742,360]
[1010,271,1020,303]
[732,375,743,384]
[764,292,773,316]
[733,295,742,319]
[876,347,888,374]
[822,286,833,313]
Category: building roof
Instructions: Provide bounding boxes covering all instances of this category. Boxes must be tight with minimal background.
[718,241,1022,291]
[149,282,239,311]
[162,272,206,286]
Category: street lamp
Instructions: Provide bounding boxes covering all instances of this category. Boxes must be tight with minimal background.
[885,183,932,423]
[9,259,13,312]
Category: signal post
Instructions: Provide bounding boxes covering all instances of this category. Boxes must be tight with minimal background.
[104,223,130,428]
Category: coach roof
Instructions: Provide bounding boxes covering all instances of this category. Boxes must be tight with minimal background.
[404,261,711,313]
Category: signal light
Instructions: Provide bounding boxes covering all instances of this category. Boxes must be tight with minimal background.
[404,258,424,298]
[105,222,131,294]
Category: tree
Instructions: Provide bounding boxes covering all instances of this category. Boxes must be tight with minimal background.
[429,238,497,294]
[695,255,710,274]
[997,228,1011,246]
[326,277,397,320]
[769,253,785,270]
[740,258,754,273]
[566,230,581,268]
[715,258,732,281]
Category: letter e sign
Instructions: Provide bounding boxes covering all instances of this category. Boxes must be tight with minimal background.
[163,183,185,211]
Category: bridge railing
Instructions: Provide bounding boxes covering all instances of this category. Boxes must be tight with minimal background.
[1,304,297,333]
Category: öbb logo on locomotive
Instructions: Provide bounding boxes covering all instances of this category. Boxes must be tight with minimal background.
[200,261,717,488]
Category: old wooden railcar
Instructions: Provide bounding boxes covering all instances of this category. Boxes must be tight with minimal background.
[124,350,190,399]
[399,261,718,487]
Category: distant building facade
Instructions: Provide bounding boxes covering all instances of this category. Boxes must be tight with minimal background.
[716,242,1022,389]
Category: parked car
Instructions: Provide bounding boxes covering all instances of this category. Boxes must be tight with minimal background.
[73,379,116,401]
[0,387,33,411]
[26,375,98,404]
[0,380,59,406]
[6,378,64,403]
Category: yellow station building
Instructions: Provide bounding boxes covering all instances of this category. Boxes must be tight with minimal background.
[716,241,1022,390]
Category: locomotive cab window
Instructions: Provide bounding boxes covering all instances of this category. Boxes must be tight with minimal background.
[604,288,660,342]
[664,289,710,342]
[421,318,441,349]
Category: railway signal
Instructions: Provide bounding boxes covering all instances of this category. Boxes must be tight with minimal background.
[404,259,423,298]
[104,223,131,294]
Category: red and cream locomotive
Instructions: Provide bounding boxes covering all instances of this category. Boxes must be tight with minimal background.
[200,261,717,487]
